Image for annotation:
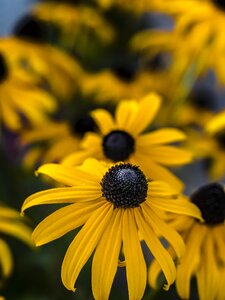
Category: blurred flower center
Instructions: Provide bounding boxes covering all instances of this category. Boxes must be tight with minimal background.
[0,53,8,83]
[215,131,225,150]
[101,163,148,208]
[103,130,135,161]
[191,183,225,225]
[70,115,97,137]
[213,0,225,10]
[189,88,216,111]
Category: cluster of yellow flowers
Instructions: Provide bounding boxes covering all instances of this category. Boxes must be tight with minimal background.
[0,0,225,299]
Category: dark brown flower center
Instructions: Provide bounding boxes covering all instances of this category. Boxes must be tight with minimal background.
[0,53,8,83]
[215,131,225,150]
[213,0,225,10]
[191,183,225,225]
[101,163,148,208]
[70,115,97,137]
[103,130,135,162]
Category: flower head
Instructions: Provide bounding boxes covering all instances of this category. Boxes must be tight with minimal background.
[22,158,201,299]
[149,182,225,300]
[63,93,192,191]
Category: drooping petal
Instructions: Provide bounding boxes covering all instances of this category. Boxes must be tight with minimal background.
[135,208,176,290]
[123,209,147,300]
[92,209,122,300]
[33,200,105,246]
[128,93,161,136]
[176,223,207,299]
[91,109,115,135]
[37,163,97,186]
[196,232,219,300]
[22,185,101,213]
[0,239,13,278]
[137,128,187,146]
[149,197,202,220]
[61,202,113,291]
[142,203,185,259]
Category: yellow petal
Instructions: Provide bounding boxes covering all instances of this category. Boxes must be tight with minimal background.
[205,110,225,134]
[141,146,192,166]
[135,208,176,290]
[176,223,207,299]
[61,203,113,291]
[33,201,104,246]
[128,93,161,136]
[0,239,13,278]
[149,197,202,220]
[196,232,219,300]
[91,109,115,135]
[148,180,178,198]
[22,185,101,213]
[135,153,184,191]
[92,209,122,300]
[137,128,187,146]
[123,209,147,300]
[115,100,139,130]
[142,203,185,259]
[37,163,97,186]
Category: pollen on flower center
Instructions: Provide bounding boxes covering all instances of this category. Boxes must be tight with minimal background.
[191,183,225,225]
[70,115,97,137]
[0,53,8,83]
[101,163,148,208]
[213,0,225,10]
[103,130,135,162]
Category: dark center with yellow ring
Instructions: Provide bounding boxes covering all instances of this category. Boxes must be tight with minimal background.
[191,183,225,225]
[213,0,225,10]
[0,53,8,83]
[101,164,148,208]
[103,130,135,162]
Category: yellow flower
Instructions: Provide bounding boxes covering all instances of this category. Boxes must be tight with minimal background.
[0,205,32,280]
[22,158,201,299]
[21,115,97,168]
[63,93,192,191]
[0,37,82,100]
[0,51,56,131]
[132,0,225,87]
[149,182,225,300]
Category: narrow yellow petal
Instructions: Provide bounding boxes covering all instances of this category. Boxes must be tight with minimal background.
[92,209,122,300]
[37,163,97,186]
[206,110,225,134]
[176,223,207,299]
[91,109,115,135]
[141,146,192,166]
[33,200,105,246]
[137,128,187,146]
[196,232,219,300]
[61,203,113,291]
[135,208,176,290]
[149,197,202,220]
[142,203,185,259]
[22,185,101,213]
[148,180,178,198]
[128,93,161,136]
[115,100,139,130]
[123,209,147,300]
[0,239,13,278]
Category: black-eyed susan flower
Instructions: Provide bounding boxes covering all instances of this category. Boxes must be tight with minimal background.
[132,0,225,88]
[21,114,98,168]
[22,158,201,299]
[0,37,82,100]
[149,182,225,300]
[63,93,192,191]
[0,50,56,131]
[0,204,32,281]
